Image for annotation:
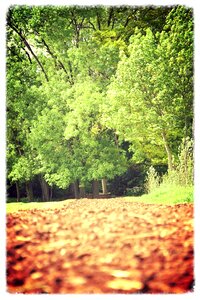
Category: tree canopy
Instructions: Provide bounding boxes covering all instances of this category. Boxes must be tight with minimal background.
[6,5,194,200]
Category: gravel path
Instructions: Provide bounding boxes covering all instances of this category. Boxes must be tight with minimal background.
[7,198,194,294]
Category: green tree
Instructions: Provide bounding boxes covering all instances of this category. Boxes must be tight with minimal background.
[63,79,128,197]
[6,38,41,201]
[29,76,73,190]
[105,6,193,171]
[7,5,183,200]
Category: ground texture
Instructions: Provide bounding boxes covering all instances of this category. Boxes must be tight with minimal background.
[7,198,194,294]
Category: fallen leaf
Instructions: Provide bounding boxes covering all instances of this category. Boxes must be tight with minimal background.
[110,270,131,278]
[107,278,144,291]
[31,272,43,279]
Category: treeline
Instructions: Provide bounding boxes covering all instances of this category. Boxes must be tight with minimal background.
[6,5,193,201]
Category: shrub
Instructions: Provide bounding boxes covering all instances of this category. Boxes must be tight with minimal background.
[162,137,193,186]
[145,166,160,193]
[126,186,144,196]
[177,137,193,186]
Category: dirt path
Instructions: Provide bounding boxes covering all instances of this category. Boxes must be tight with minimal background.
[7,198,194,294]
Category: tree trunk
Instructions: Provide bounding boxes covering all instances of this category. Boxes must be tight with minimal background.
[39,175,50,201]
[25,181,33,202]
[73,180,80,199]
[162,132,173,171]
[16,181,20,202]
[50,186,53,201]
[101,178,108,195]
[79,185,86,198]
[92,180,99,198]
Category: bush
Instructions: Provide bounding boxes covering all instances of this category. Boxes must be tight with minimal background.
[162,137,193,186]
[125,186,144,196]
[145,166,160,193]
[162,169,179,186]
[177,137,193,185]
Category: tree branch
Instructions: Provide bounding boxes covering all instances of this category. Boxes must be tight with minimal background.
[107,7,114,27]
[40,37,74,85]
[88,21,96,31]
[96,11,101,30]
[7,21,49,82]
[124,15,131,28]
[21,45,32,64]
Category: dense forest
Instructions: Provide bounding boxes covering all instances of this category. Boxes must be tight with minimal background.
[6,5,194,201]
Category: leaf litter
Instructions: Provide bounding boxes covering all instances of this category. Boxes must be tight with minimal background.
[7,199,194,294]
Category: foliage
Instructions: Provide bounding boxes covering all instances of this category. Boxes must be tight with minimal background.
[29,78,73,189]
[6,5,194,199]
[162,137,194,186]
[177,137,193,185]
[105,6,193,170]
[108,164,146,196]
[144,136,193,198]
[145,166,160,193]
[6,48,41,185]
[125,186,144,197]
[63,79,128,184]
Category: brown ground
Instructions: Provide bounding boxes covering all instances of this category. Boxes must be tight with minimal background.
[7,198,194,294]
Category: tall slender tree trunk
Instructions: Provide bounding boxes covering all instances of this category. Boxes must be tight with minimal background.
[92,180,99,198]
[162,131,173,171]
[79,184,86,198]
[101,178,108,195]
[16,181,20,202]
[25,181,33,202]
[50,186,53,200]
[73,180,80,199]
[39,175,50,201]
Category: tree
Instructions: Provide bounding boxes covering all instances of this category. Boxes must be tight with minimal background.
[29,77,128,198]
[8,5,189,200]
[29,76,73,190]
[6,37,41,201]
[63,79,128,197]
[105,6,193,171]
[159,6,193,139]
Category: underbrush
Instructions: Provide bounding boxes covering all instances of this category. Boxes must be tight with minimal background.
[141,137,194,204]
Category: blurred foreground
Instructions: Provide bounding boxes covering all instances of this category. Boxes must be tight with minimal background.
[7,198,193,294]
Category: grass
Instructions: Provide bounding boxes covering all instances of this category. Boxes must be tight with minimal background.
[6,199,75,214]
[126,184,194,205]
[6,184,193,213]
